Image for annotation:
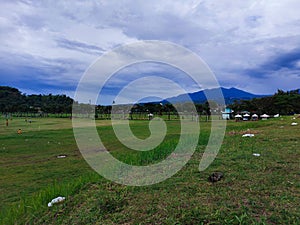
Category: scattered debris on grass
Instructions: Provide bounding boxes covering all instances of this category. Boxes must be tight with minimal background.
[170,153,191,159]
[57,155,67,158]
[242,133,255,137]
[48,196,65,207]
[208,172,224,183]
[253,153,261,157]
[291,122,298,126]
[228,129,260,136]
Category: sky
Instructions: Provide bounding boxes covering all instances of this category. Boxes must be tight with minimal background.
[1,0,300,104]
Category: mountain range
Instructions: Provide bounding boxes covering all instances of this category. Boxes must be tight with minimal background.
[161,87,268,105]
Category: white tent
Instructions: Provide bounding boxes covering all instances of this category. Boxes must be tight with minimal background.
[261,114,270,117]
[251,114,259,120]
[242,113,250,121]
[235,114,242,118]
[261,114,270,120]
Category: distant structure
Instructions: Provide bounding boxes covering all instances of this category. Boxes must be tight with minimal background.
[261,114,270,120]
[222,108,234,120]
[251,114,259,121]
[234,114,242,121]
[242,113,250,121]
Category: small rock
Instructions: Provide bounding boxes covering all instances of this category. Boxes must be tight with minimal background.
[208,172,224,183]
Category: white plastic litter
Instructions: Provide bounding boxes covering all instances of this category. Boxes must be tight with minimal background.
[57,155,66,158]
[48,196,65,207]
[253,153,260,157]
[242,134,255,137]
[291,122,298,126]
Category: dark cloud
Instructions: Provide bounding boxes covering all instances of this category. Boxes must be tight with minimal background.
[0,52,85,94]
[56,38,105,55]
[243,48,300,78]
[271,48,300,70]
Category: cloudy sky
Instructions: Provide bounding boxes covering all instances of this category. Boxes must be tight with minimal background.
[1,0,300,104]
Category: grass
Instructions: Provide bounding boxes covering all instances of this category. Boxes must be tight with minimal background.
[0,116,299,224]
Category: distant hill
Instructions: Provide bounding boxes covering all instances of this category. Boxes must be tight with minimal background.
[162,87,267,105]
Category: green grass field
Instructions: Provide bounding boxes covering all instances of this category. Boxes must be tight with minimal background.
[0,116,299,224]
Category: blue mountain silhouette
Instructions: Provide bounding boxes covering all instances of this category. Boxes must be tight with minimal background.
[162,87,267,105]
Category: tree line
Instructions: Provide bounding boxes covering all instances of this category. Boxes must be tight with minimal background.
[1,86,299,117]
[0,86,73,114]
[0,86,213,117]
[228,89,300,115]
